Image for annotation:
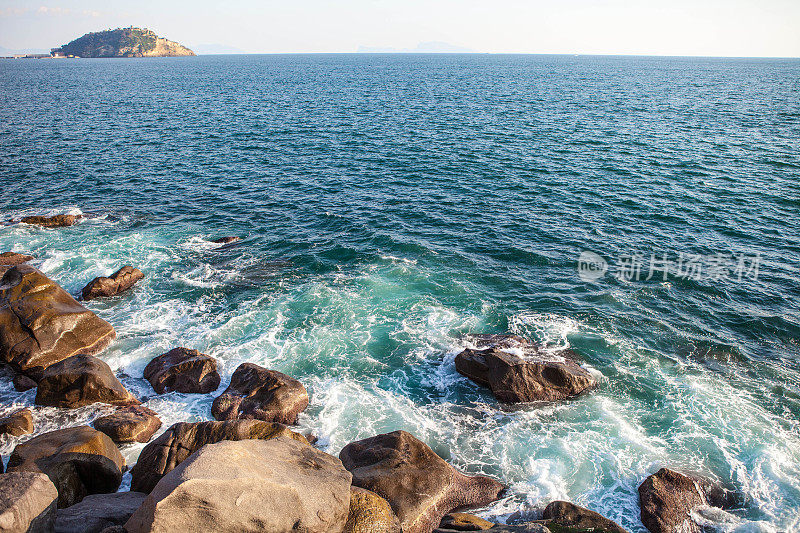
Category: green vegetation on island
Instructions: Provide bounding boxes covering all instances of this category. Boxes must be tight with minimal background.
[53,27,195,58]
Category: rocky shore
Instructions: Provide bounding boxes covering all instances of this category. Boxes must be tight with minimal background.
[0,218,741,532]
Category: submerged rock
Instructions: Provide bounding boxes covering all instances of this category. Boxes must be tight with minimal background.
[7,426,125,508]
[344,487,401,533]
[129,419,309,493]
[0,408,34,437]
[20,214,79,227]
[0,265,116,377]
[455,334,595,403]
[55,492,147,533]
[211,362,309,425]
[126,438,352,533]
[0,472,59,533]
[143,347,220,394]
[542,501,627,533]
[93,405,162,444]
[340,430,504,533]
[81,265,144,301]
[210,236,240,244]
[638,468,737,533]
[35,355,137,409]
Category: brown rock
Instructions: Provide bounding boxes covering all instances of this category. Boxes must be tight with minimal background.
[126,438,352,533]
[542,501,627,533]
[0,252,34,265]
[12,373,37,392]
[638,468,736,533]
[54,492,147,533]
[211,362,309,425]
[455,335,595,403]
[93,405,162,444]
[81,266,144,301]
[344,487,401,533]
[129,419,309,493]
[7,426,125,508]
[20,215,79,228]
[0,265,116,376]
[211,236,239,244]
[35,355,137,409]
[0,471,59,533]
[439,512,495,530]
[340,431,504,533]
[143,347,220,394]
[0,409,34,437]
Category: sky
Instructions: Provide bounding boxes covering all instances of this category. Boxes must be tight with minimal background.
[1,0,799,57]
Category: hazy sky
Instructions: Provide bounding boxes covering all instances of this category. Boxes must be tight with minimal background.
[1,0,799,56]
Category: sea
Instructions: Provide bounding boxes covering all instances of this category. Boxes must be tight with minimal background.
[1,54,799,532]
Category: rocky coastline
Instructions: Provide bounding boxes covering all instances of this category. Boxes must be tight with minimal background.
[0,216,740,532]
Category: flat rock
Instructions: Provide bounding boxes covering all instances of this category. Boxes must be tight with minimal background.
[55,492,147,533]
[7,426,125,508]
[638,468,736,533]
[35,355,137,409]
[129,419,309,493]
[211,362,309,424]
[439,512,495,530]
[455,334,595,403]
[0,409,34,437]
[344,487,401,533]
[20,215,79,228]
[340,430,504,533]
[94,405,162,444]
[81,266,144,301]
[125,438,352,533]
[0,252,34,266]
[542,501,627,533]
[210,236,239,244]
[0,471,59,533]
[0,265,116,377]
[143,347,220,394]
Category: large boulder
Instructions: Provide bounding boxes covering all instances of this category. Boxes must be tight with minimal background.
[81,266,144,301]
[0,472,59,533]
[211,362,309,425]
[11,373,37,392]
[7,426,125,508]
[125,438,352,533]
[0,265,116,377]
[143,347,220,394]
[93,405,162,444]
[35,355,137,408]
[344,487,401,533]
[0,409,34,437]
[454,335,595,403]
[55,492,147,533]
[129,419,309,493]
[340,431,504,533]
[638,468,737,533]
[542,501,627,533]
[20,215,79,228]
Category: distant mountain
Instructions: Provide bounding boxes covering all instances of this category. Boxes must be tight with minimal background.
[191,44,247,55]
[358,41,477,53]
[54,28,195,58]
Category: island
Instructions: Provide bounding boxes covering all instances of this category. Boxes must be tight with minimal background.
[51,27,195,58]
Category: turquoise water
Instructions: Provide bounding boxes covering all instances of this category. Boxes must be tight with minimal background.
[1,54,800,531]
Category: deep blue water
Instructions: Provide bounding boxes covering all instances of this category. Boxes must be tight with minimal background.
[1,54,800,531]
